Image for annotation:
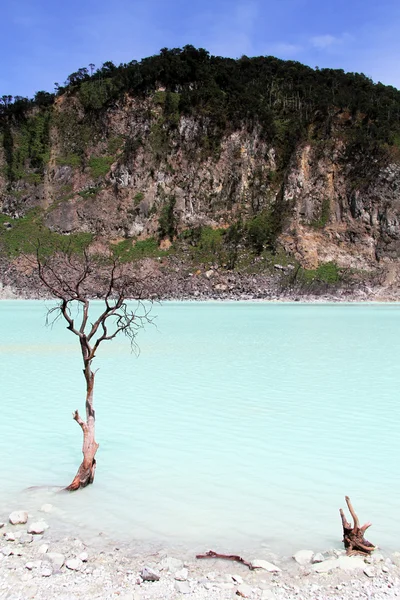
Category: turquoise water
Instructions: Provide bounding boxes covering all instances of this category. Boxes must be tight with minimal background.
[1,301,399,554]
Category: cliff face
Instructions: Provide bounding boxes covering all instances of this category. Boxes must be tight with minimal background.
[1,87,400,293]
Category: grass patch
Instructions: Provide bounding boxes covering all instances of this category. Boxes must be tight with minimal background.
[89,155,113,178]
[0,210,93,257]
[311,198,330,229]
[56,154,81,168]
[111,237,169,263]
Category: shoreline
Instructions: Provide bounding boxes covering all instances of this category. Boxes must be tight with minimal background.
[1,505,400,599]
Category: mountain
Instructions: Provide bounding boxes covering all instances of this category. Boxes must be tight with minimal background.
[1,46,400,298]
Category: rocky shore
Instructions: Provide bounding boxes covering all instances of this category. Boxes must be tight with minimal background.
[1,506,400,599]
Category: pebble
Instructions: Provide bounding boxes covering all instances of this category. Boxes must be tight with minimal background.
[236,583,253,597]
[1,547,13,556]
[174,567,188,580]
[47,552,65,569]
[174,580,191,594]
[140,566,160,581]
[9,511,28,525]
[159,556,184,571]
[0,523,4,529]
[66,558,82,571]
[19,533,33,544]
[78,551,88,562]
[293,550,314,565]
[27,522,48,535]
[5,532,16,542]
[231,574,243,584]
[40,504,53,513]
[251,559,281,572]
[364,567,375,577]
[41,565,53,577]
[312,552,325,564]
[38,544,49,554]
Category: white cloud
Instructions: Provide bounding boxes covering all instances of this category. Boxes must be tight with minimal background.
[310,33,353,51]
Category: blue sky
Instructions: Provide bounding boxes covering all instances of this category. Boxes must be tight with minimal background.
[2,0,400,97]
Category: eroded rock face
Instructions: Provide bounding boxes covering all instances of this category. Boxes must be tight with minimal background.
[2,95,400,293]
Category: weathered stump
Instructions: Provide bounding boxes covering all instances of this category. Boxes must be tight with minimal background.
[340,496,375,556]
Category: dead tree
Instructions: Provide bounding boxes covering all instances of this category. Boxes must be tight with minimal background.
[340,496,376,556]
[36,249,152,491]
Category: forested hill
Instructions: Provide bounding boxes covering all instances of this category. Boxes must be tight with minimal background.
[1,46,400,297]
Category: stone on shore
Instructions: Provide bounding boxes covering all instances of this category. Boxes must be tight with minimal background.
[251,559,281,572]
[66,558,83,571]
[174,567,188,581]
[159,556,184,571]
[293,550,314,566]
[9,511,28,525]
[337,556,365,571]
[174,580,191,594]
[47,553,65,569]
[19,533,33,544]
[27,522,48,535]
[312,559,339,573]
[38,544,49,554]
[236,584,253,597]
[312,553,325,564]
[140,566,160,581]
[40,504,53,513]
[0,523,4,529]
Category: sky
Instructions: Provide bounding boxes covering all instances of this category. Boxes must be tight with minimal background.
[2,0,400,98]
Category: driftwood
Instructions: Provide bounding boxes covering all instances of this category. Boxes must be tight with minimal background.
[196,550,254,570]
[340,496,376,556]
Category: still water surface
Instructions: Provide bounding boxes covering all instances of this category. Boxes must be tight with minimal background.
[1,301,399,554]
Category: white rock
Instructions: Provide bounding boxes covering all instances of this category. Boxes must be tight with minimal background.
[205,269,214,279]
[261,592,276,600]
[25,560,41,570]
[373,552,384,563]
[5,532,16,542]
[231,574,243,584]
[337,555,365,571]
[312,559,339,573]
[40,504,53,513]
[47,553,65,569]
[237,584,253,597]
[312,553,325,564]
[293,550,314,566]
[66,558,82,571]
[174,580,191,594]
[27,522,48,535]
[19,533,33,544]
[41,566,53,577]
[1,547,13,556]
[38,544,49,554]
[78,551,88,562]
[364,566,375,578]
[174,567,188,581]
[382,565,390,573]
[140,566,160,581]
[251,559,281,572]
[0,523,4,529]
[9,511,28,525]
[160,556,183,571]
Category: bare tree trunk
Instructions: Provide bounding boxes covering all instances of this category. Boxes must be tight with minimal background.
[65,366,99,492]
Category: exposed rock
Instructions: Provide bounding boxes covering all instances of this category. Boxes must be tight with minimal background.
[5,532,16,542]
[251,559,281,572]
[38,544,49,554]
[236,583,253,597]
[363,566,376,578]
[1,547,13,556]
[27,522,48,535]
[174,580,191,594]
[311,553,325,564]
[174,567,188,580]
[140,566,160,581]
[47,552,65,569]
[231,574,243,584]
[337,556,366,571]
[312,559,339,573]
[293,550,314,566]
[159,556,183,571]
[41,565,53,577]
[9,511,28,525]
[66,558,83,571]
[19,533,33,544]
[78,551,88,562]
